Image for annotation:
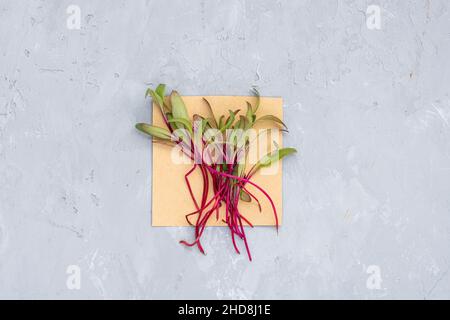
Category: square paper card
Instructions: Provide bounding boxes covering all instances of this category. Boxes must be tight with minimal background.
[151,96,283,227]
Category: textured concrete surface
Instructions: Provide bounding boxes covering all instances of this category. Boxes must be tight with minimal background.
[1,0,450,299]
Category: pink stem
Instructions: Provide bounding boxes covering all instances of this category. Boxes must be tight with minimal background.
[205,166,279,231]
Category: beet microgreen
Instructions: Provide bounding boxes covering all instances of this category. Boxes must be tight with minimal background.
[136,85,297,261]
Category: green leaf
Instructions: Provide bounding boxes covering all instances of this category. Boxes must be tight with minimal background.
[166,112,174,122]
[155,84,166,99]
[255,147,297,171]
[155,84,171,113]
[246,102,254,125]
[201,119,210,133]
[256,115,288,130]
[251,88,260,113]
[135,123,172,140]
[220,110,237,132]
[240,190,251,202]
[218,115,225,129]
[146,86,171,114]
[193,114,209,136]
[168,118,193,136]
[166,113,179,130]
[163,102,172,114]
[145,88,152,99]
[234,119,241,130]
[203,98,219,129]
[171,91,190,123]
[146,88,163,107]
[239,115,249,130]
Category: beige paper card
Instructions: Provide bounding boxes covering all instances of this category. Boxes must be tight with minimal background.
[152,96,283,227]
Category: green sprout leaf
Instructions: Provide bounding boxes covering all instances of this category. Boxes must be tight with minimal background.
[203,98,219,129]
[155,84,171,113]
[168,118,193,136]
[218,115,225,129]
[239,115,250,130]
[146,84,171,114]
[171,91,190,123]
[255,115,288,131]
[145,89,163,107]
[135,123,172,140]
[246,102,254,126]
[155,84,166,99]
[240,189,251,202]
[253,147,297,172]
[220,110,236,132]
[193,114,210,136]
[251,87,260,113]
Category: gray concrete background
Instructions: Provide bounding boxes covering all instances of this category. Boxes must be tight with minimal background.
[0,0,449,299]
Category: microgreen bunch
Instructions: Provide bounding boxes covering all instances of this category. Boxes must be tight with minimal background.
[136,84,297,261]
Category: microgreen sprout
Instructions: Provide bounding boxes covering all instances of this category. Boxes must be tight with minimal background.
[136,85,297,261]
